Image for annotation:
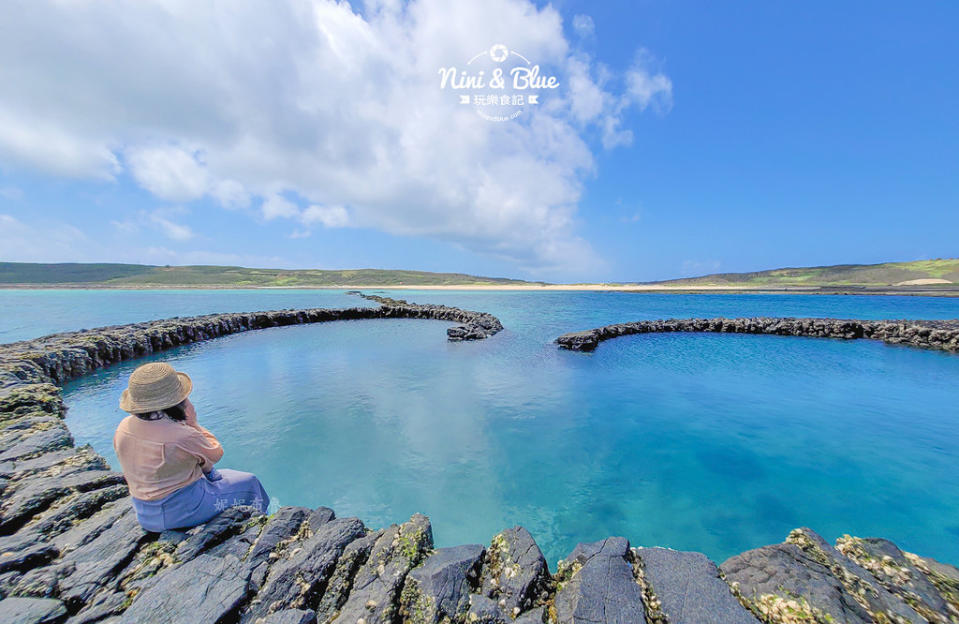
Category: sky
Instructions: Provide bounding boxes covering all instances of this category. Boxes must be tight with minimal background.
[0,0,956,283]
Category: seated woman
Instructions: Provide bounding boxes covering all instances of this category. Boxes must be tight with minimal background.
[113,361,270,532]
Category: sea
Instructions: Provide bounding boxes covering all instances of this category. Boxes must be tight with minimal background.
[3,288,958,567]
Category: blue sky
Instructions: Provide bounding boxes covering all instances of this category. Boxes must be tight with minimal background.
[0,0,956,282]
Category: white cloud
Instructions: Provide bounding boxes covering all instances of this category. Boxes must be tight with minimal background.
[0,109,120,179]
[565,55,637,149]
[572,14,595,38]
[112,209,193,241]
[0,0,672,274]
[626,49,673,113]
[302,204,348,228]
[0,212,294,267]
[126,145,209,201]
[211,179,250,209]
[567,56,607,123]
[261,195,300,221]
[148,211,194,241]
[111,219,140,234]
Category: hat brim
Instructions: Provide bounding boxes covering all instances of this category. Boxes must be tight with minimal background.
[119,371,193,414]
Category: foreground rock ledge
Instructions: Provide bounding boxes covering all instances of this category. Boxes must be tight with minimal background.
[1,304,958,622]
[556,317,959,352]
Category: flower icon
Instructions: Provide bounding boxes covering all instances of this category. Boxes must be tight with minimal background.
[489,44,509,63]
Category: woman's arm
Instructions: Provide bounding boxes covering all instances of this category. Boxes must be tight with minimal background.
[178,400,224,471]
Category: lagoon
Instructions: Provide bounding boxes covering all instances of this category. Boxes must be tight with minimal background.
[5,289,958,566]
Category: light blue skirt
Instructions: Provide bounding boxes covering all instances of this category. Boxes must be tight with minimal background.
[131,467,270,532]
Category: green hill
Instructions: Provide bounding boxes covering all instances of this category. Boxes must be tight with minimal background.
[3,258,958,290]
[0,262,537,287]
[648,258,959,288]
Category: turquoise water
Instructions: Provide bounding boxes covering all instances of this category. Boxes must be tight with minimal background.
[5,289,958,566]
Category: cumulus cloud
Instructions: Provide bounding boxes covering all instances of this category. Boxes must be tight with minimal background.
[302,205,349,228]
[572,14,595,38]
[626,49,674,113]
[126,145,210,202]
[211,180,250,210]
[0,0,671,274]
[261,195,300,221]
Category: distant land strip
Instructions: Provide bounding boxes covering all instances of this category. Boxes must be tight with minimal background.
[1,258,958,295]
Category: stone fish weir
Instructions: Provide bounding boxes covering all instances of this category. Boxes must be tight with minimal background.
[556,317,959,353]
[0,299,955,623]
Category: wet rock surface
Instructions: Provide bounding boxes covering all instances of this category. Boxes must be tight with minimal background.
[556,317,959,352]
[1,298,957,623]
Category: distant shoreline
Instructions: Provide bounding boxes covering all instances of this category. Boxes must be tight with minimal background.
[2,283,958,296]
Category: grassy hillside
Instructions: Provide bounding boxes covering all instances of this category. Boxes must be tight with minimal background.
[3,259,957,289]
[649,258,959,288]
[0,262,536,287]
[0,263,154,284]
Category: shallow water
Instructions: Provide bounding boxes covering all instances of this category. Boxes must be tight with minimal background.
[6,289,957,566]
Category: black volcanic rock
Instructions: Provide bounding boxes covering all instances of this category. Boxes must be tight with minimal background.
[0,596,67,624]
[552,537,646,624]
[633,546,759,624]
[721,540,876,624]
[835,534,959,622]
[260,609,317,624]
[242,516,366,622]
[328,514,433,624]
[479,526,550,617]
[557,317,959,352]
[401,543,485,623]
[119,553,251,624]
[787,528,925,623]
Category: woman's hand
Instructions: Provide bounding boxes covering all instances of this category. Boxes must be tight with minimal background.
[183,398,198,427]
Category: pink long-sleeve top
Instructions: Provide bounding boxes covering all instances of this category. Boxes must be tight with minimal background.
[113,415,224,501]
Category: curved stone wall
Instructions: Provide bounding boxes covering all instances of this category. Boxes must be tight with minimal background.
[556,317,959,352]
[0,295,503,387]
[0,300,957,623]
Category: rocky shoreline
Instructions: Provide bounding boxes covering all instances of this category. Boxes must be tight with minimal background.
[0,294,501,387]
[1,300,957,623]
[556,317,959,352]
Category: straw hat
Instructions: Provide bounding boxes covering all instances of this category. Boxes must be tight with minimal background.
[119,362,193,414]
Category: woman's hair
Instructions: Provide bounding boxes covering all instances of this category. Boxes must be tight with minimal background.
[136,401,187,422]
